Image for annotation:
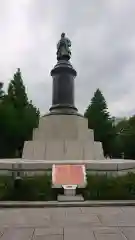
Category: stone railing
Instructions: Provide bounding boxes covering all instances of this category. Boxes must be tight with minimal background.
[0,159,134,176]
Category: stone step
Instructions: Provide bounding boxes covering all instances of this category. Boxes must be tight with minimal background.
[57,194,84,202]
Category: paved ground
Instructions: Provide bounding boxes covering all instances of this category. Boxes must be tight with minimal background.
[0,207,134,239]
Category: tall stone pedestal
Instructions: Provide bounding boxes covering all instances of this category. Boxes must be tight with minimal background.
[49,60,78,114]
[22,56,104,161]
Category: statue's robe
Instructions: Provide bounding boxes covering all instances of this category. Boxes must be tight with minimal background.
[57,38,71,60]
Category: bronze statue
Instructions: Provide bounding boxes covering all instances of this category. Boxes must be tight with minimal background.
[57,33,71,61]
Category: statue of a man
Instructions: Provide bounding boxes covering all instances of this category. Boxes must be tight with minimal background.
[57,33,71,61]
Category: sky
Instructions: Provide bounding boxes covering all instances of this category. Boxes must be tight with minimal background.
[0,0,135,117]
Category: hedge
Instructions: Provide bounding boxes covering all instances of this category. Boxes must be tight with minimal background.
[0,174,55,201]
[0,172,135,200]
[84,173,135,200]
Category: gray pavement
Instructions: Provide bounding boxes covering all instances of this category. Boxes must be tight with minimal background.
[0,206,134,239]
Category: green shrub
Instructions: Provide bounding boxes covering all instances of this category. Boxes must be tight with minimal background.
[0,176,13,199]
[85,173,135,200]
[9,174,54,201]
[0,173,55,201]
[0,172,135,201]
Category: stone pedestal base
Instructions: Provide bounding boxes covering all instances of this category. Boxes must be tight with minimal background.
[22,114,104,160]
[64,188,76,196]
[57,194,84,202]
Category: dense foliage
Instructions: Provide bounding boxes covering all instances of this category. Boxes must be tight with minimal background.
[0,69,39,158]
[84,173,135,200]
[84,89,115,157]
[0,174,54,201]
[84,89,135,159]
[0,173,135,200]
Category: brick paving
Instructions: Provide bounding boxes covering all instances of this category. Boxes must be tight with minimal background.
[0,206,134,239]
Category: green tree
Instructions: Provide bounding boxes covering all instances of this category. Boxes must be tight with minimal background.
[111,118,128,158]
[7,68,28,109]
[111,116,135,159]
[84,89,115,157]
[0,69,39,158]
[118,116,135,159]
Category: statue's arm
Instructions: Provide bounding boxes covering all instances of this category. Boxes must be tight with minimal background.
[57,42,60,50]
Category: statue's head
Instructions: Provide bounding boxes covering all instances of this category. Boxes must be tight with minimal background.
[61,32,65,38]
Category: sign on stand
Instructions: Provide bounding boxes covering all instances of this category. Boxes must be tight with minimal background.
[52,164,86,188]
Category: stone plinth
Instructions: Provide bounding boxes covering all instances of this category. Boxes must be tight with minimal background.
[33,114,89,141]
[22,114,104,160]
[57,195,84,202]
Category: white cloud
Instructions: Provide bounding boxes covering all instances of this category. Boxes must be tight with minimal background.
[0,0,135,117]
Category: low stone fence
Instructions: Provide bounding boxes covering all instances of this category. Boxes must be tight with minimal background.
[0,159,134,176]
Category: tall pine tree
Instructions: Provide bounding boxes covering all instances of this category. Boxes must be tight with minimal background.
[8,68,28,109]
[84,89,115,157]
[0,69,39,158]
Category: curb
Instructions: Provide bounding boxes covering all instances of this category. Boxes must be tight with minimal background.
[0,201,135,208]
